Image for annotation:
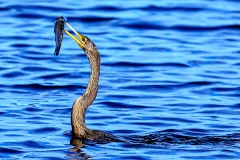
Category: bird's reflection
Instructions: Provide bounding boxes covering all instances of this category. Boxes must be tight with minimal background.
[67,138,91,159]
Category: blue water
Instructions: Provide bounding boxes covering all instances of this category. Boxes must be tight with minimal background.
[1,0,240,159]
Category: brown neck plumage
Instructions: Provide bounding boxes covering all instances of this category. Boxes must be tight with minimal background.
[71,48,100,138]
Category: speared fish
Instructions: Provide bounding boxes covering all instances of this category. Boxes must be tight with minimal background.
[54,16,67,56]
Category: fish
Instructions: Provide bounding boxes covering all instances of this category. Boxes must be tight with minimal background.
[54,16,67,56]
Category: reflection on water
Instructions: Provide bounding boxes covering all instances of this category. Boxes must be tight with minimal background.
[0,0,240,159]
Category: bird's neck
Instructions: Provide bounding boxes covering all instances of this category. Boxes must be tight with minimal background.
[84,53,100,106]
[71,50,100,138]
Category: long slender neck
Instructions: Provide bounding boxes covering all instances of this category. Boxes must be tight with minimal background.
[71,49,100,138]
[83,52,100,107]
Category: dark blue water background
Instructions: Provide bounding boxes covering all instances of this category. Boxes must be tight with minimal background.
[1,0,240,159]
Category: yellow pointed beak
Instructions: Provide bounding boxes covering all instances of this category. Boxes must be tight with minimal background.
[64,22,85,50]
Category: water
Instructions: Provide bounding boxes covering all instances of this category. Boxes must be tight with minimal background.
[1,0,240,159]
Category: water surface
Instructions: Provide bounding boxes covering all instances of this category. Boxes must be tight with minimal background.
[1,0,240,159]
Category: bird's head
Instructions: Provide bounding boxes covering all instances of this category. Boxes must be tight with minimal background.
[64,22,96,53]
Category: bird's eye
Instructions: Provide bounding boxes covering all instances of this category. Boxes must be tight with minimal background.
[82,37,87,43]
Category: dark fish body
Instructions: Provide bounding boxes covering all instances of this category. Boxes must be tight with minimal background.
[54,16,67,56]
